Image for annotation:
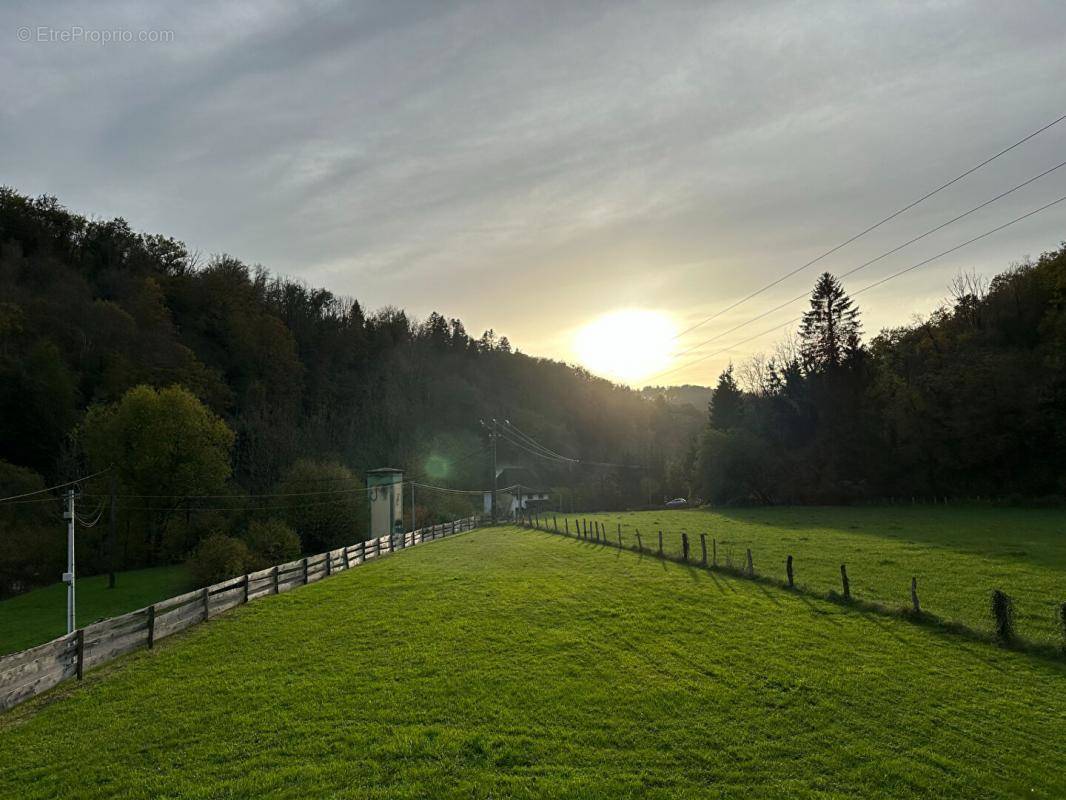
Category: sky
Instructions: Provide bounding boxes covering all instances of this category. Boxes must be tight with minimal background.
[3,1,1065,387]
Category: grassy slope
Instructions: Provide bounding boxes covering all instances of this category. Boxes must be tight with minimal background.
[2,527,1064,799]
[556,506,1066,644]
[0,565,190,655]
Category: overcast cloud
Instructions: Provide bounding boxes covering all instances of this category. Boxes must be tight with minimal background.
[3,1,1065,385]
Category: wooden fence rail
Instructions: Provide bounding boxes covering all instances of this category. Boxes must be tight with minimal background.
[0,515,481,713]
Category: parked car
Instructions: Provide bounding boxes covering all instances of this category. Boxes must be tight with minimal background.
[664,497,688,508]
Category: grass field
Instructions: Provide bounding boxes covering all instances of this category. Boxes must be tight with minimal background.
[0,565,190,656]
[2,526,1064,799]
[554,506,1066,645]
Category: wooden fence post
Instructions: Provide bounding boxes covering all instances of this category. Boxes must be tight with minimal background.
[75,629,85,680]
[273,565,280,594]
[682,533,690,562]
[700,534,707,566]
[554,516,558,532]
[658,531,663,557]
[636,532,643,552]
[303,557,310,584]
[326,553,332,577]
[746,549,754,576]
[147,604,156,649]
[712,538,717,566]
[840,564,851,600]
[244,573,250,603]
[344,546,351,569]
[786,556,794,588]
[202,587,210,620]
[910,576,920,613]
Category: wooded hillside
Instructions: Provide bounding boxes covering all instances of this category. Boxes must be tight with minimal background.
[0,188,698,593]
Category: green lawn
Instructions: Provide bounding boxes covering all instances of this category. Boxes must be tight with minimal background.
[554,506,1066,645]
[0,565,190,655]
[2,526,1064,799]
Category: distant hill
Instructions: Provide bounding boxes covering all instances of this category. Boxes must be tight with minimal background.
[641,384,713,411]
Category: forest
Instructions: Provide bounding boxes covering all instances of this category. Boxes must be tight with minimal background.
[695,252,1066,505]
[0,188,699,596]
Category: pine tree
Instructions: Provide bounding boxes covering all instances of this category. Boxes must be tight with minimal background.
[709,365,744,429]
[799,272,862,371]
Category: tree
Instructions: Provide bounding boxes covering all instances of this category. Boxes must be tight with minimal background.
[0,461,61,597]
[709,366,744,430]
[274,459,368,552]
[799,273,862,371]
[0,341,78,474]
[81,385,235,564]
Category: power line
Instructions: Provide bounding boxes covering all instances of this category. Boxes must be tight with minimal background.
[501,421,577,462]
[671,110,1066,342]
[497,420,643,470]
[495,427,573,464]
[0,467,111,505]
[82,483,390,501]
[116,494,374,513]
[651,192,1066,380]
[410,482,488,495]
[661,158,1066,368]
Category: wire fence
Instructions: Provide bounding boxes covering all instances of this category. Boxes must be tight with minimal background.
[519,511,1066,657]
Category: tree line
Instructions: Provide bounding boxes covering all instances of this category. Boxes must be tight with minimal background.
[694,247,1066,504]
[0,188,700,595]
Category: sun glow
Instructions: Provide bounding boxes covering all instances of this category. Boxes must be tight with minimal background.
[573,309,676,385]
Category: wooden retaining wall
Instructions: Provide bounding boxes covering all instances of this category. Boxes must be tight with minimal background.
[0,516,481,713]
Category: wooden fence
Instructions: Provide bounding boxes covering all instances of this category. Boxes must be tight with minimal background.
[0,516,481,713]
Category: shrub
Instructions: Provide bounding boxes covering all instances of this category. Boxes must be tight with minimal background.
[187,534,253,587]
[243,519,301,569]
[275,460,368,552]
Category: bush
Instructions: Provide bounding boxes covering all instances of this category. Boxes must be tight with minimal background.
[243,519,301,569]
[187,534,253,587]
[275,460,367,552]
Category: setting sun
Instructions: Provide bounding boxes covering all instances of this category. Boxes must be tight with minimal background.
[573,309,675,384]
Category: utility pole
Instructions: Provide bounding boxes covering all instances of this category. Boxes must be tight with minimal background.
[410,481,415,542]
[480,418,498,523]
[108,472,117,589]
[62,489,75,634]
[491,419,498,523]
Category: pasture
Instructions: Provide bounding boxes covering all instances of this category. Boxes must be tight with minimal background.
[2,525,1064,799]
[557,506,1066,644]
[0,565,190,656]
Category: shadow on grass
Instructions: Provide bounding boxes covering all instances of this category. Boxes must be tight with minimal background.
[518,522,1066,668]
[705,505,1066,571]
